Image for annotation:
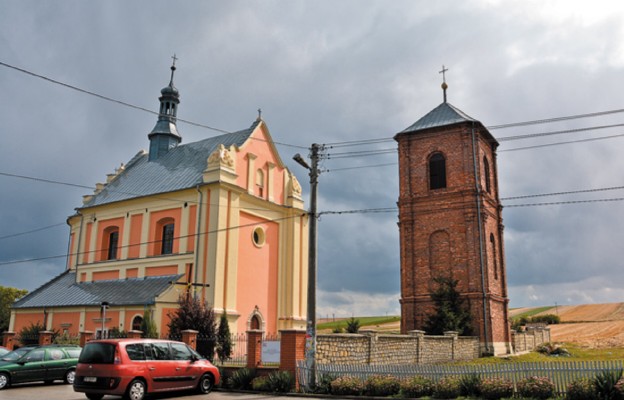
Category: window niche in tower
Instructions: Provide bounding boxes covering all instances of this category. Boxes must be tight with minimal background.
[483,156,491,194]
[429,152,447,190]
[490,233,498,280]
[107,229,119,260]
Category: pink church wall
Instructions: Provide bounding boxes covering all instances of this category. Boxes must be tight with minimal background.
[236,212,279,334]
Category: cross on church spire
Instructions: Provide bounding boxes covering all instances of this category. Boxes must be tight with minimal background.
[439,65,449,103]
[169,54,178,85]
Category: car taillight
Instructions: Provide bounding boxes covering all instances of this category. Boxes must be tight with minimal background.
[114,348,121,365]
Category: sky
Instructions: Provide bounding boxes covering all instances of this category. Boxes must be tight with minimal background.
[2,0,624,318]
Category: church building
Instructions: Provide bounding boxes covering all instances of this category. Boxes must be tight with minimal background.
[10,61,309,338]
[394,76,512,355]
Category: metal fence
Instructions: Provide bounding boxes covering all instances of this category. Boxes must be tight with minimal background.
[297,360,624,394]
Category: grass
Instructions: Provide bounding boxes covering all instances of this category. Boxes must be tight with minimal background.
[457,343,624,365]
[510,306,555,320]
[317,315,401,332]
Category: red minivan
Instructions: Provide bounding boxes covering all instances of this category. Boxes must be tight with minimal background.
[73,339,220,400]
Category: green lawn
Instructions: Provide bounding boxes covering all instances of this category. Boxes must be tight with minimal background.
[317,315,401,332]
[457,343,624,364]
[510,306,555,320]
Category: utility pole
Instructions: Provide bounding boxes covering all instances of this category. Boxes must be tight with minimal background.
[293,143,322,390]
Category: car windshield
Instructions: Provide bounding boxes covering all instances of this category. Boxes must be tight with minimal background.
[79,343,116,364]
[1,347,32,361]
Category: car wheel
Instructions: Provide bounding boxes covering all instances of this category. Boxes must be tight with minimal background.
[197,373,214,394]
[0,373,9,390]
[124,379,146,400]
[64,369,76,384]
[85,394,104,400]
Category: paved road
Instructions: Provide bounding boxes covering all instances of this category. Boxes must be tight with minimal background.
[0,381,322,400]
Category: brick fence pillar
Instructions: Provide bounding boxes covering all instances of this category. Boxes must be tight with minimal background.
[2,332,15,350]
[127,330,143,339]
[181,329,199,350]
[246,330,263,368]
[39,330,54,345]
[279,329,306,389]
[80,331,94,347]
[408,330,425,364]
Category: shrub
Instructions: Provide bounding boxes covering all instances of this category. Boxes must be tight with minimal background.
[251,376,270,391]
[216,313,233,364]
[432,376,461,399]
[459,373,481,397]
[227,368,256,390]
[346,317,360,333]
[531,314,561,324]
[536,342,570,356]
[266,370,294,393]
[517,376,555,399]
[567,378,599,400]
[330,375,364,396]
[478,377,514,400]
[364,375,400,397]
[594,369,624,400]
[400,376,434,398]
[313,372,335,394]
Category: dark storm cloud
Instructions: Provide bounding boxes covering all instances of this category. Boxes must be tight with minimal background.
[2,0,624,315]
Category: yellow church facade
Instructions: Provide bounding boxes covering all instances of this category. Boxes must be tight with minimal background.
[10,64,309,338]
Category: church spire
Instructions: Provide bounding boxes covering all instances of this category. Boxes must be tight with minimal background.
[148,56,182,161]
[439,65,448,103]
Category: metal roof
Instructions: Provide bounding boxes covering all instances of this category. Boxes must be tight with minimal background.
[399,102,478,134]
[12,271,182,309]
[82,121,259,208]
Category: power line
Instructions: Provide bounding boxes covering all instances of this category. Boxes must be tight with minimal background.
[497,123,624,142]
[499,132,624,152]
[0,60,307,150]
[0,223,67,241]
[488,108,624,130]
[501,185,624,201]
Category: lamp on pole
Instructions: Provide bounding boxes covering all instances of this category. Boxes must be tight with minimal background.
[293,143,322,390]
[100,301,109,339]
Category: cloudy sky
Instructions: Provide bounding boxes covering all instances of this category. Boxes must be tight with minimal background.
[2,0,624,317]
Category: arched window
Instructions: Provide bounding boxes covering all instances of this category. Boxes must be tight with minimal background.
[132,315,143,331]
[256,168,265,197]
[490,233,498,280]
[250,315,260,330]
[429,153,447,190]
[107,230,119,260]
[161,223,174,255]
[483,156,491,193]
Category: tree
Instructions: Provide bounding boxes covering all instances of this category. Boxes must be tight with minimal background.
[424,275,473,336]
[346,317,360,333]
[167,295,216,361]
[0,286,28,332]
[215,312,233,364]
[140,308,159,338]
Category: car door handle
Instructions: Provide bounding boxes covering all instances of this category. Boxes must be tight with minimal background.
[149,367,156,371]
[176,367,181,371]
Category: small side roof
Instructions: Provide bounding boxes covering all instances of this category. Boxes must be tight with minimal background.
[12,270,182,309]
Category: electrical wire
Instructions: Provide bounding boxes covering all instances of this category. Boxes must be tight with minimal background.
[0,223,67,241]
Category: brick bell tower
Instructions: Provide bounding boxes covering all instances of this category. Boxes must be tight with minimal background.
[394,71,511,355]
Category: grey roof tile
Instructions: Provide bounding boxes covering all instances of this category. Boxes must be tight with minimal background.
[82,121,258,208]
[12,270,182,309]
[399,102,478,134]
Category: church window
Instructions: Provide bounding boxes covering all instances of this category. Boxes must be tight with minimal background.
[256,168,265,197]
[490,233,498,280]
[429,152,447,190]
[161,223,175,255]
[253,226,266,247]
[250,315,260,330]
[107,230,119,260]
[483,156,491,193]
[132,315,143,331]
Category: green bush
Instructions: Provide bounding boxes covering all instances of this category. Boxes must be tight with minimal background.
[432,376,461,399]
[594,369,624,400]
[531,314,560,324]
[312,372,335,394]
[459,373,481,397]
[266,370,294,393]
[400,375,433,398]
[363,375,400,397]
[478,377,513,400]
[251,376,271,391]
[346,317,360,333]
[330,375,364,396]
[227,368,256,390]
[517,376,555,399]
[567,378,599,400]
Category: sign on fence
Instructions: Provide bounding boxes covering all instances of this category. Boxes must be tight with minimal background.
[262,340,280,363]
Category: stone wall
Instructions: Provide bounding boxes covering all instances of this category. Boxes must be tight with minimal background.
[316,330,479,365]
[512,327,551,353]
